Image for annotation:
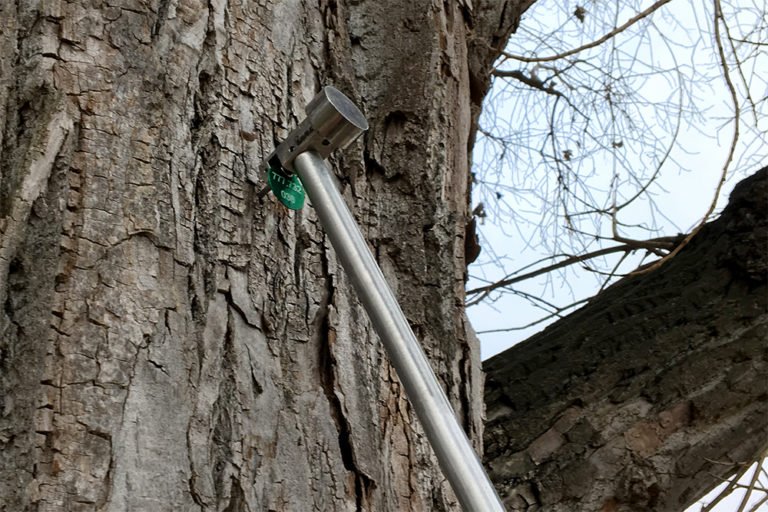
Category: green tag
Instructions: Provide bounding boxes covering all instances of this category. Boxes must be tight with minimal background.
[267,167,305,210]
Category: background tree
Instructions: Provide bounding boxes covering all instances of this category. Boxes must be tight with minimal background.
[469,1,767,509]
[468,0,767,326]
[484,167,767,511]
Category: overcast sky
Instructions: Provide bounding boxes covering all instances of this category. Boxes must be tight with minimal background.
[468,0,767,359]
[466,1,767,509]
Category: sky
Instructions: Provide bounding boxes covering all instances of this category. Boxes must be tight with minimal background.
[469,0,767,360]
[466,1,767,510]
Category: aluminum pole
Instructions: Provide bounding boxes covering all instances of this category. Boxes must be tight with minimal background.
[294,150,506,512]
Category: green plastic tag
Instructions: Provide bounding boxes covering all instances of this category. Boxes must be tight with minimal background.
[267,167,305,210]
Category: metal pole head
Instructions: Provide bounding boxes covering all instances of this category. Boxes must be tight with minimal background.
[265,86,368,173]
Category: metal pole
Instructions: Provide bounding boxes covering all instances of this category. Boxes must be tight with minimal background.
[294,150,506,512]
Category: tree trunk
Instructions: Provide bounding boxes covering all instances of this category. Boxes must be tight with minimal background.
[484,168,768,511]
[0,0,537,510]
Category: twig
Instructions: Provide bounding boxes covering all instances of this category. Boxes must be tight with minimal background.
[496,0,674,63]
[474,297,590,334]
[465,234,683,303]
[629,0,740,277]
[700,462,754,512]
[737,457,765,512]
[748,494,768,512]
[492,69,564,98]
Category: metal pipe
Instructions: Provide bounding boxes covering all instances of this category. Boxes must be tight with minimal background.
[295,150,506,512]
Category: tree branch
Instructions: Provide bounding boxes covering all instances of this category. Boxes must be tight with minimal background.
[491,69,564,98]
[484,169,768,511]
[630,0,741,277]
[497,0,674,63]
[466,235,683,303]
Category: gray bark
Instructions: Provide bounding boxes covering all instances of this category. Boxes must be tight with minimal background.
[0,1,535,510]
[484,168,768,511]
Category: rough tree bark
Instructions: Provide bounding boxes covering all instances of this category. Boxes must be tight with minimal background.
[484,167,768,511]
[0,0,535,511]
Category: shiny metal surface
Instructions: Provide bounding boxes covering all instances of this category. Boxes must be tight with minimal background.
[295,150,505,512]
[263,86,369,174]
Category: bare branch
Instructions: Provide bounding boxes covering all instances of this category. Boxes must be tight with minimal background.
[497,0,674,64]
[700,463,755,512]
[747,494,768,512]
[491,69,564,98]
[466,234,683,302]
[631,0,741,277]
[474,297,590,333]
[737,457,764,512]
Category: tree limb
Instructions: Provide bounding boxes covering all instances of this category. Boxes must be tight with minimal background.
[497,0,674,63]
[484,168,768,511]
